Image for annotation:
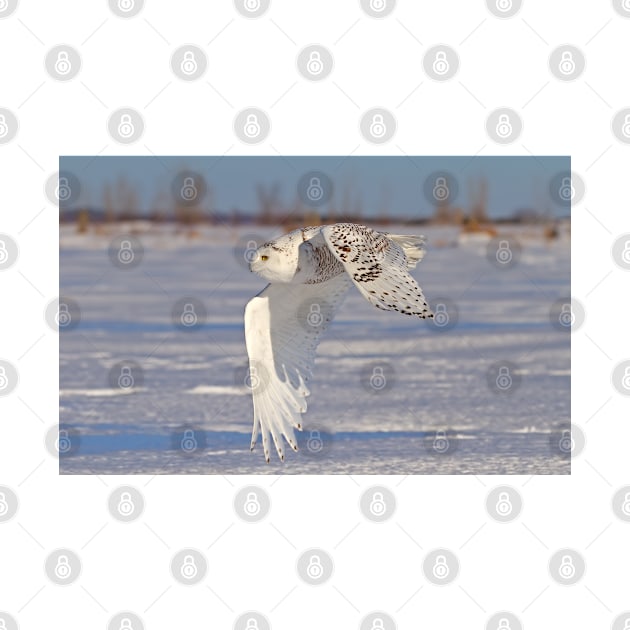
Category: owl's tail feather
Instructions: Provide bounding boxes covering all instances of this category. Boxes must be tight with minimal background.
[387,234,427,269]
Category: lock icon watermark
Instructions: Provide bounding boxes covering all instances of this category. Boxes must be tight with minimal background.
[370,619,385,630]
[558,429,574,453]
[495,366,512,390]
[423,548,459,584]
[56,429,72,453]
[56,303,72,327]
[118,240,135,264]
[56,177,71,202]
[0,240,8,264]
[245,365,261,390]
[558,176,574,201]
[370,366,386,390]
[55,51,72,75]
[117,491,135,516]
[495,491,513,516]
[306,177,324,202]
[244,0,261,11]
[171,549,206,584]
[432,430,449,453]
[118,618,134,630]
[497,618,512,629]
[432,176,449,201]
[558,51,576,75]
[118,0,135,11]
[307,51,323,75]
[0,114,8,138]
[369,0,387,11]
[244,240,259,263]
[622,114,630,138]
[622,366,630,390]
[622,492,630,516]
[495,0,513,11]
[180,51,198,75]
[0,491,9,517]
[558,554,576,579]
[180,555,198,579]
[622,240,630,264]
[495,114,512,138]
[180,177,198,201]
[180,303,197,327]
[243,491,261,516]
[495,240,512,264]
[54,554,72,579]
[432,51,449,75]
[432,555,450,579]
[307,303,323,327]
[244,114,261,138]
[108,486,144,521]
[306,554,324,579]
[118,366,134,389]
[369,114,386,138]
[369,491,386,516]
[487,486,522,522]
[307,429,323,453]
[558,303,574,327]
[117,114,135,139]
[433,303,449,327]
[180,429,197,452]
[245,619,260,630]
[297,548,333,584]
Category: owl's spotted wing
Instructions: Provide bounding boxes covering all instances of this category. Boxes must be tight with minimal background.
[322,223,433,318]
[244,275,350,462]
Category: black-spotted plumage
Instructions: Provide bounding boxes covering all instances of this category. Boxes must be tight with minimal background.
[245,223,433,462]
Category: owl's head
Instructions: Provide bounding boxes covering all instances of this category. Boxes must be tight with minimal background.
[249,243,295,283]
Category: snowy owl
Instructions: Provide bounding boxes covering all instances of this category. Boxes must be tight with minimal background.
[245,223,433,462]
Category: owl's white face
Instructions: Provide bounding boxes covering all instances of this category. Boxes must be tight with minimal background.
[249,245,296,283]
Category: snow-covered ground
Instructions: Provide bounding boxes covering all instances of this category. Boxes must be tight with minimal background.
[59,223,570,474]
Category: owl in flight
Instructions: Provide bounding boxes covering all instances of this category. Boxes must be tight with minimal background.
[245,223,433,462]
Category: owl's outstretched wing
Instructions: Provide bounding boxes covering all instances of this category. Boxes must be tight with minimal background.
[322,224,433,318]
[244,275,350,462]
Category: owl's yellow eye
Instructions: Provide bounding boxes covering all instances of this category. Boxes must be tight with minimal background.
[261,255,268,261]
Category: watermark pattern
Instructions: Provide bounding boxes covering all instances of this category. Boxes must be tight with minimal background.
[170,425,208,456]
[44,549,82,585]
[45,45,81,81]
[234,485,271,523]
[360,108,396,143]
[0,485,19,523]
[548,548,585,585]
[171,45,208,81]
[486,486,523,523]
[296,548,334,585]
[0,233,19,270]
[423,45,459,81]
[297,45,334,81]
[549,297,585,332]
[170,548,208,585]
[234,108,271,144]
[486,108,522,144]
[422,548,459,585]
[0,359,19,397]
[108,486,145,523]
[360,486,396,523]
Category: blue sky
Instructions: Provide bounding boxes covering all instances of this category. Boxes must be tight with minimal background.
[61,155,570,219]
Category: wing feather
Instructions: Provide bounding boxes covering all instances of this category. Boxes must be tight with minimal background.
[322,224,433,318]
[244,275,350,462]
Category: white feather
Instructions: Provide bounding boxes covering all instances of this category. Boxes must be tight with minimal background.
[245,223,432,462]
